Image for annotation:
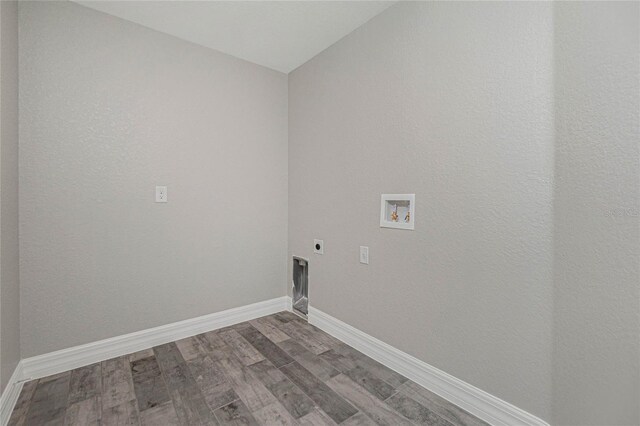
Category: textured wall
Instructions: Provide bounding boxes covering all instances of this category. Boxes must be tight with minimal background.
[0,0,20,392]
[19,1,288,357]
[552,2,640,425]
[289,2,555,421]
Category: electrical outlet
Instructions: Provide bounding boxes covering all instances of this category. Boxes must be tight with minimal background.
[314,239,324,254]
[360,246,369,264]
[155,186,167,203]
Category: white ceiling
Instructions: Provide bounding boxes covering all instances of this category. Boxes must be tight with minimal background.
[74,1,396,73]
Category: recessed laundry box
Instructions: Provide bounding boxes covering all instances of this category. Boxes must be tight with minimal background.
[292,257,308,316]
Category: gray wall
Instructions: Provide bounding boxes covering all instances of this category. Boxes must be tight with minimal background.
[0,0,20,392]
[552,2,640,425]
[19,1,288,358]
[289,2,555,421]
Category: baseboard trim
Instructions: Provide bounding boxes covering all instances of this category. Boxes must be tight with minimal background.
[20,296,289,382]
[0,361,24,426]
[308,306,549,426]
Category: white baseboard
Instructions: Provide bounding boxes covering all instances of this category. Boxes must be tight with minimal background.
[5,297,547,426]
[0,361,24,426]
[20,296,289,382]
[308,306,549,426]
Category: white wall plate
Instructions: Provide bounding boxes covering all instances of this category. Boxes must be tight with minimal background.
[380,194,415,230]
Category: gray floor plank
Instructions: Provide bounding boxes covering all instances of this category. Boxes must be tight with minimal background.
[325,374,413,426]
[236,325,293,368]
[252,402,299,426]
[139,401,180,426]
[277,339,340,382]
[25,372,71,426]
[129,349,154,363]
[341,412,378,426]
[330,343,407,388]
[175,336,206,362]
[64,395,101,425]
[398,381,490,426]
[102,357,137,410]
[131,356,164,384]
[101,400,141,426]
[68,363,102,405]
[344,365,396,400]
[248,359,315,419]
[220,329,266,366]
[187,354,238,410]
[280,322,331,355]
[154,342,219,425]
[280,361,358,424]
[214,399,259,426]
[130,355,171,412]
[297,409,337,426]
[249,317,292,343]
[295,322,342,349]
[386,392,454,425]
[215,352,278,412]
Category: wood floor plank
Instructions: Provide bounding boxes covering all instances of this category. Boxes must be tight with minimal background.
[167,384,220,426]
[399,381,490,426]
[340,412,378,426]
[187,354,228,389]
[297,409,338,426]
[129,349,154,363]
[271,311,301,324]
[131,356,163,384]
[236,326,293,368]
[132,376,171,412]
[154,343,219,425]
[252,402,299,426]
[64,395,101,425]
[101,400,141,426]
[246,359,289,386]
[175,336,205,362]
[102,357,137,410]
[215,352,278,412]
[278,339,340,382]
[25,371,71,426]
[214,399,258,426]
[295,322,342,349]
[199,331,236,362]
[68,363,102,405]
[330,343,407,388]
[200,382,240,412]
[386,392,454,426]
[130,355,171,412]
[248,360,315,419]
[325,374,413,426]
[280,361,358,424]
[280,322,331,355]
[220,329,266,366]
[344,365,396,400]
[249,317,291,343]
[139,401,180,426]
[318,348,359,373]
[187,353,238,410]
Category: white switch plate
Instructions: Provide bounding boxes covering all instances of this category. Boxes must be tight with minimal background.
[155,186,167,203]
[360,246,369,264]
[313,239,324,254]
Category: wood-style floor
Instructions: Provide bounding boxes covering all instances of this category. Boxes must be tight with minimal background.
[9,311,488,426]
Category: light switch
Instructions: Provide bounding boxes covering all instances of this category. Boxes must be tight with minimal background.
[155,186,167,203]
[360,246,369,264]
